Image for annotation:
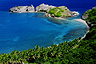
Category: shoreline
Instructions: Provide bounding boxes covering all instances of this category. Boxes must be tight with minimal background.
[74,19,90,29]
[74,19,89,39]
[10,11,89,40]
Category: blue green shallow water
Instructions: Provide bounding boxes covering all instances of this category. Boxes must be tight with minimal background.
[0,11,88,54]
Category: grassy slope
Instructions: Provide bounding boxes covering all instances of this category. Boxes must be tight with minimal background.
[0,8,96,64]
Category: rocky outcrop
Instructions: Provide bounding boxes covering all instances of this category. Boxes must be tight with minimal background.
[81,6,96,29]
[9,5,35,13]
[81,10,89,20]
[72,11,79,16]
[46,6,79,18]
[82,6,96,20]
[36,3,56,13]
[9,3,79,18]
[81,7,96,40]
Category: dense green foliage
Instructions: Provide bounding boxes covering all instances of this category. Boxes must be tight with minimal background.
[84,25,96,40]
[54,11,62,17]
[0,37,96,64]
[0,8,96,64]
[85,8,96,24]
[49,7,58,14]
[49,7,64,17]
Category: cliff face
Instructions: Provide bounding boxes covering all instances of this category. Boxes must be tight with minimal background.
[9,5,35,13]
[36,3,56,13]
[81,7,96,29]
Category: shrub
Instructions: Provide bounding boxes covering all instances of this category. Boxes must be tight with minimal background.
[55,11,62,17]
[17,7,20,10]
[49,8,57,14]
[63,15,65,17]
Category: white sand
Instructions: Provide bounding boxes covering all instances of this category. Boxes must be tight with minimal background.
[74,19,90,29]
[74,19,90,39]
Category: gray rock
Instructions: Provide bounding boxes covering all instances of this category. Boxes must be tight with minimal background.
[81,10,89,20]
[81,6,96,30]
[92,6,96,9]
[9,5,35,13]
[27,5,35,12]
[72,11,79,16]
[87,22,91,24]
[81,14,88,20]
[36,3,56,12]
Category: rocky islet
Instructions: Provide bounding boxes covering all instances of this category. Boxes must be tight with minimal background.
[9,5,35,13]
[9,3,79,18]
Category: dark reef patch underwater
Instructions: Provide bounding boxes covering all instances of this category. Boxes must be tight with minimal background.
[0,11,88,54]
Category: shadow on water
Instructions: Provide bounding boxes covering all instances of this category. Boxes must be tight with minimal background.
[32,12,71,25]
[32,13,88,43]
[62,28,88,41]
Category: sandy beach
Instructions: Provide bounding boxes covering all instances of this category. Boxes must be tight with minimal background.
[74,19,90,39]
[74,19,90,29]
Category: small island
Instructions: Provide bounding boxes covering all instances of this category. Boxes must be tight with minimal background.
[9,3,79,18]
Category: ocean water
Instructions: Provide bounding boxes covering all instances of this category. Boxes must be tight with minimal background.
[0,12,87,54]
[0,0,95,54]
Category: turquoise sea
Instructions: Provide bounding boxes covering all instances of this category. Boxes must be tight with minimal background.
[0,11,88,54]
[0,0,95,54]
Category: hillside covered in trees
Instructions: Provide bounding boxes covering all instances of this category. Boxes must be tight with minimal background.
[0,7,96,64]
